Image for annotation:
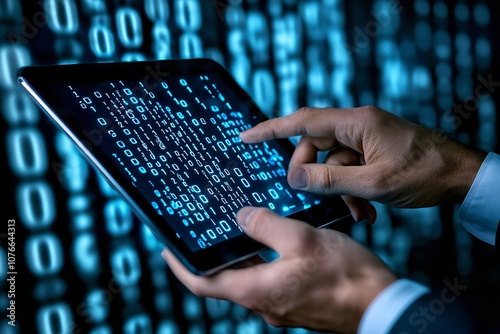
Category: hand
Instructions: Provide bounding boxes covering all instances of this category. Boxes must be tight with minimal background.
[162,207,397,334]
[240,106,486,222]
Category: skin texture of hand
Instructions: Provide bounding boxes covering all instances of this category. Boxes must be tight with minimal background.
[162,207,397,334]
[240,106,487,223]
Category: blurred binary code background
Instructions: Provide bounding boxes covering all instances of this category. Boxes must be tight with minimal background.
[1,0,499,333]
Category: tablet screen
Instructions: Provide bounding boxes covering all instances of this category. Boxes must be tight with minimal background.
[57,72,322,252]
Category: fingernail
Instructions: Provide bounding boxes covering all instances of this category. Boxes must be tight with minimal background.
[239,130,250,142]
[161,249,167,258]
[237,207,256,227]
[289,167,308,189]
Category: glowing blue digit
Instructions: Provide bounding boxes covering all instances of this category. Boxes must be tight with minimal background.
[17,181,55,229]
[7,128,47,176]
[179,33,203,59]
[25,233,63,276]
[217,142,227,151]
[110,245,142,287]
[210,320,233,334]
[183,294,203,320]
[220,221,231,232]
[252,193,262,203]
[246,11,269,57]
[122,52,146,62]
[157,320,180,334]
[37,303,73,334]
[104,199,133,236]
[199,195,208,203]
[0,45,31,88]
[236,316,262,334]
[89,24,115,58]
[253,69,276,117]
[473,3,490,25]
[73,233,100,276]
[268,189,279,199]
[144,0,169,22]
[207,229,216,239]
[174,0,202,31]
[123,314,152,334]
[84,289,109,322]
[206,298,231,319]
[3,91,39,125]
[117,141,125,148]
[230,56,250,89]
[44,0,79,35]
[152,22,172,59]
[241,178,250,187]
[116,7,143,48]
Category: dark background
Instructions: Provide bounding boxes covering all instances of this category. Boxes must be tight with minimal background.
[1,0,499,333]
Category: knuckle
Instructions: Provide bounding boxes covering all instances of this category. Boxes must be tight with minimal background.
[314,168,336,194]
[296,106,313,117]
[364,169,388,198]
[358,105,382,122]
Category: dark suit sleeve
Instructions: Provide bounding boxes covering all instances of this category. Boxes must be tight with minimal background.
[389,291,478,334]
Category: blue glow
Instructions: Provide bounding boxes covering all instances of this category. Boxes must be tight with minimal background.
[454,3,469,21]
[123,314,152,334]
[25,233,64,276]
[2,1,497,332]
[474,4,490,25]
[414,0,430,16]
[37,303,73,334]
[433,2,448,19]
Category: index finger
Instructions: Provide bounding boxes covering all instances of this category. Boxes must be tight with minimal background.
[240,107,358,143]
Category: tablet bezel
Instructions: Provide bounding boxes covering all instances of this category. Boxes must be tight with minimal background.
[18,59,351,275]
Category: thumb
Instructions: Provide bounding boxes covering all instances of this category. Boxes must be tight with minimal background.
[287,164,377,199]
[236,207,315,257]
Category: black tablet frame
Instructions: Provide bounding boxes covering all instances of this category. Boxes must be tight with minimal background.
[18,59,352,275]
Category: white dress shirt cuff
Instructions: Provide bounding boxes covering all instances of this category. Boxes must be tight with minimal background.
[459,152,500,245]
[357,279,429,334]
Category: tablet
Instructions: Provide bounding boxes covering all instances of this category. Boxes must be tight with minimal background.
[18,59,351,275]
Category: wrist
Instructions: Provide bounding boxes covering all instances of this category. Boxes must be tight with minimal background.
[351,269,398,333]
[449,144,487,204]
